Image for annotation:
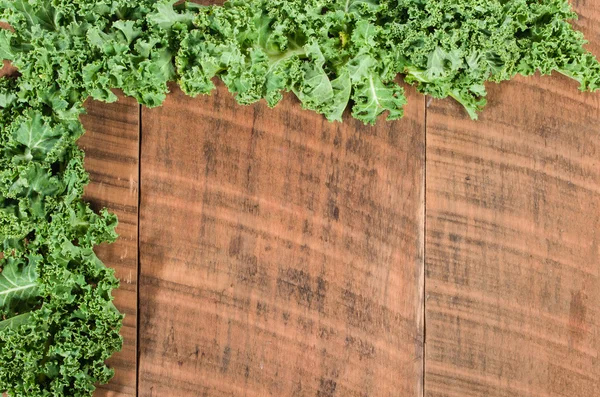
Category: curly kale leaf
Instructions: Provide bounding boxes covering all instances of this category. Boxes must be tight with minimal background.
[0,194,121,397]
[0,255,39,316]
[0,240,122,397]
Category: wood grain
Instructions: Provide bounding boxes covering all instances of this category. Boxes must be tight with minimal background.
[79,94,139,397]
[424,4,600,396]
[138,82,425,397]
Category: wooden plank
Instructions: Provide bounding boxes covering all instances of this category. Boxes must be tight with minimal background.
[79,94,139,397]
[138,82,425,396]
[424,3,600,396]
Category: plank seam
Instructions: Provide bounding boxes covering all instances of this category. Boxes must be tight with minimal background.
[135,103,142,397]
[422,94,428,397]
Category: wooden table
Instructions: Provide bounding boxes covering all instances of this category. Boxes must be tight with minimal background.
[76,3,600,396]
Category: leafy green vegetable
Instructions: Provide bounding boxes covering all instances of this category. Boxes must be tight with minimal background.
[170,0,600,123]
[0,0,598,396]
[0,255,39,313]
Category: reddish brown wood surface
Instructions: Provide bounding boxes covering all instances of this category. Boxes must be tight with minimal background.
[424,2,600,395]
[79,95,139,397]
[137,83,425,397]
